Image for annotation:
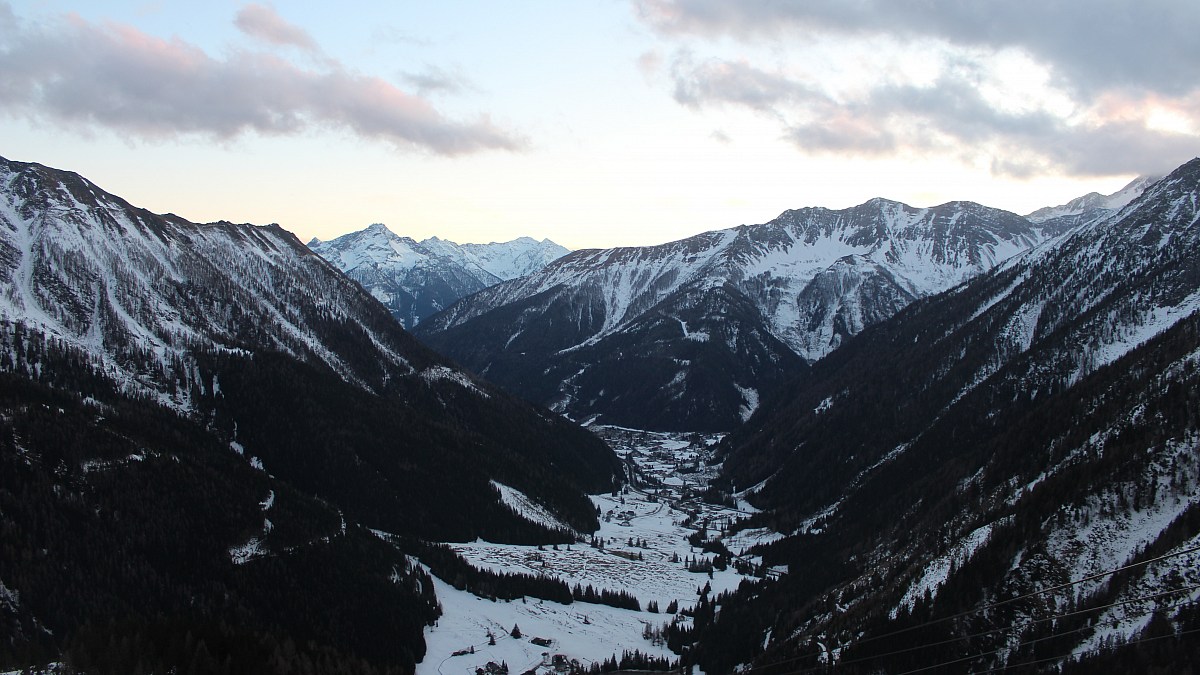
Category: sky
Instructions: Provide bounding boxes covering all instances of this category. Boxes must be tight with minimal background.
[2,1,1198,250]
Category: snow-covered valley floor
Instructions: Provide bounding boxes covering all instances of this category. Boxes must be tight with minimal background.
[417,426,780,675]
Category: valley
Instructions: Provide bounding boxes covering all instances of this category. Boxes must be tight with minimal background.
[419,427,777,675]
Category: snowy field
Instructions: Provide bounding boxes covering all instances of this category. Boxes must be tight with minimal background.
[421,573,675,675]
[417,426,782,675]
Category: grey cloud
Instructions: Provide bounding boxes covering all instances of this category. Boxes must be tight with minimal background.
[830,77,1197,177]
[235,4,319,53]
[400,65,473,96]
[671,56,1200,176]
[669,54,894,152]
[783,113,898,156]
[1024,119,1199,178]
[0,2,15,37]
[0,10,524,155]
[670,54,819,112]
[635,0,1200,99]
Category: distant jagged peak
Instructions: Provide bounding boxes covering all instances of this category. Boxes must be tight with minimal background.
[1027,173,1163,223]
[345,221,406,245]
[310,223,569,279]
[308,223,571,327]
[352,222,416,244]
[463,234,543,246]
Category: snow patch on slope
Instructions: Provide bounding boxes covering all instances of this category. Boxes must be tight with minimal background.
[1085,289,1200,376]
[421,365,490,398]
[0,578,19,611]
[893,522,998,618]
[228,538,267,565]
[1044,442,1200,597]
[491,481,572,533]
[1071,534,1200,657]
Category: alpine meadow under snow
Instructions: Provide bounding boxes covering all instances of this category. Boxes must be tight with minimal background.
[2,151,1199,675]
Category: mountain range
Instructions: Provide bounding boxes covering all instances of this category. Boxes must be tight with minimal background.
[2,150,1197,674]
[308,225,568,328]
[415,187,1151,431]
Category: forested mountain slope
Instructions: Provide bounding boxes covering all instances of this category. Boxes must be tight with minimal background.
[0,156,621,673]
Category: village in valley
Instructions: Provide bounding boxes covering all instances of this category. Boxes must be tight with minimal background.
[417,427,785,675]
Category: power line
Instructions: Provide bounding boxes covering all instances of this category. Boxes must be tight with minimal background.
[746,542,1200,673]
[891,596,1200,675]
[778,583,1200,675]
[864,542,1200,646]
[973,626,1200,674]
[810,583,1200,674]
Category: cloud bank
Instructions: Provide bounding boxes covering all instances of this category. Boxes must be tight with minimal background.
[637,0,1200,177]
[0,5,523,155]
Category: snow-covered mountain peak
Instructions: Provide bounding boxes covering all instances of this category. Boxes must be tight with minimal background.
[313,223,428,273]
[308,224,569,328]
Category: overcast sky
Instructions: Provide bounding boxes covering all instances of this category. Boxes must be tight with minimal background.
[2,1,1197,249]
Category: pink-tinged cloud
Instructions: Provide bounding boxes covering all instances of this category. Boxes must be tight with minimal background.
[0,10,524,155]
[235,3,319,53]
